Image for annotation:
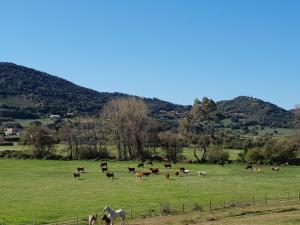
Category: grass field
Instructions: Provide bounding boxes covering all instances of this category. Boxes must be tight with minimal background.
[0,159,299,224]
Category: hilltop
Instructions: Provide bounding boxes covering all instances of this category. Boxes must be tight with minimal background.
[0,62,293,128]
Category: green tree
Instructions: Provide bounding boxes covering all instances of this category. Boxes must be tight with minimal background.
[159,131,183,163]
[179,97,220,162]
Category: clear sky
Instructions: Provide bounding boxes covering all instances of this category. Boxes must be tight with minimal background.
[1,0,299,109]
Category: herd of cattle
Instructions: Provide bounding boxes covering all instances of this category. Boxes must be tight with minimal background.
[73,160,210,180]
[73,160,287,180]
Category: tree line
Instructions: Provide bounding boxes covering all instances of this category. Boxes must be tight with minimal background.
[20,97,300,164]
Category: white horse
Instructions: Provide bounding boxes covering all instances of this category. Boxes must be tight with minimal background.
[103,206,125,225]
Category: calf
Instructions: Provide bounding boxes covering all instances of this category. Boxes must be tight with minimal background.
[102,214,111,225]
[272,166,280,172]
[88,215,97,225]
[128,167,136,173]
[175,170,180,176]
[102,167,108,173]
[106,172,114,179]
[164,163,171,169]
[73,172,80,178]
[165,173,170,179]
[77,167,85,172]
[198,171,207,177]
[136,172,144,179]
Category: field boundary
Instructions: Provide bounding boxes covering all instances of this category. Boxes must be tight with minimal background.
[2,192,299,225]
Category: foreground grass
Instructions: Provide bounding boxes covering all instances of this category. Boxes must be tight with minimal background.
[0,159,299,224]
[131,201,300,225]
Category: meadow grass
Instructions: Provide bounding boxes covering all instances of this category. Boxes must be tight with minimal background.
[0,159,299,224]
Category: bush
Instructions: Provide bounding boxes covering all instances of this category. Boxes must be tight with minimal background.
[264,137,298,164]
[206,146,229,163]
[246,148,265,162]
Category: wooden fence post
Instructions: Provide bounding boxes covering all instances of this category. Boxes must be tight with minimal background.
[130,210,133,219]
[252,196,255,206]
[182,203,185,213]
[209,200,212,210]
[277,193,279,203]
[265,195,267,204]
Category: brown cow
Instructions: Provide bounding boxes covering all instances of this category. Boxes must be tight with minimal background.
[142,171,152,177]
[150,168,159,174]
[73,172,80,178]
[136,172,144,179]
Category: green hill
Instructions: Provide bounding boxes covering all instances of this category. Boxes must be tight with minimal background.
[0,62,293,128]
[0,62,188,125]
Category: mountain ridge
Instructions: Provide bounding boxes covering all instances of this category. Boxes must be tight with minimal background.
[0,62,292,128]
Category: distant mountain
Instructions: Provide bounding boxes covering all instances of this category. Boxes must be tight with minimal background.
[0,62,293,128]
[217,96,292,128]
[0,62,189,125]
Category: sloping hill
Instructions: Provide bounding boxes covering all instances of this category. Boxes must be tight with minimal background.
[217,96,292,128]
[0,62,293,128]
[0,62,188,123]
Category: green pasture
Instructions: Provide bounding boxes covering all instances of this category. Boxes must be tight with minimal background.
[0,159,299,224]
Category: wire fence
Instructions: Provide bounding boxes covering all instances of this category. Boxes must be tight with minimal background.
[2,192,300,225]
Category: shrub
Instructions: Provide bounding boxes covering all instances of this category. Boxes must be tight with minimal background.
[246,148,265,162]
[206,146,229,163]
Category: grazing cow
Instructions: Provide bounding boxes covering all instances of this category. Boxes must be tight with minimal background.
[150,168,159,174]
[128,167,135,173]
[198,171,207,177]
[164,163,171,169]
[142,171,152,177]
[272,166,280,172]
[138,163,144,168]
[182,169,190,175]
[146,161,153,166]
[77,167,85,172]
[73,172,80,178]
[245,165,253,170]
[175,170,180,176]
[165,173,170,179]
[102,167,108,173]
[179,167,185,172]
[106,172,114,179]
[101,162,108,167]
[102,214,111,225]
[252,167,261,173]
[136,172,144,179]
[88,215,97,225]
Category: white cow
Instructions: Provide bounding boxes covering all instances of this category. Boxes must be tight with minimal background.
[198,171,207,177]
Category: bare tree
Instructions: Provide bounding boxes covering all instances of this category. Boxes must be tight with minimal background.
[159,131,183,163]
[102,97,149,160]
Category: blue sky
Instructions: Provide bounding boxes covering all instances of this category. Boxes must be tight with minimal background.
[1,0,299,109]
